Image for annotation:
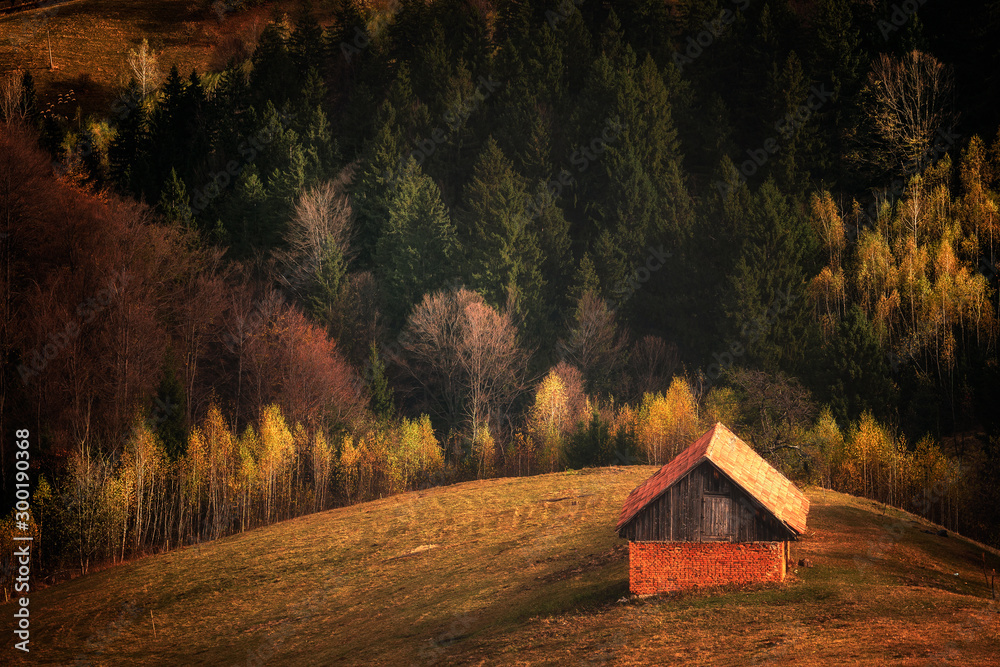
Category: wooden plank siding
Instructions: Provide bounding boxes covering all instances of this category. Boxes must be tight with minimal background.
[618,460,795,543]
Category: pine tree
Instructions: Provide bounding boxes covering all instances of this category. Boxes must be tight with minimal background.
[306,236,347,330]
[455,137,542,311]
[767,51,818,193]
[819,304,897,422]
[723,178,819,374]
[19,70,38,125]
[375,159,459,329]
[159,167,193,226]
[352,102,402,268]
[569,252,601,306]
[809,0,867,186]
[225,165,268,256]
[108,78,149,195]
[250,18,297,107]
[290,5,327,74]
[368,342,394,419]
[151,352,188,462]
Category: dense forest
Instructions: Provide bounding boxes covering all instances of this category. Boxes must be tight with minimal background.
[3,0,1000,588]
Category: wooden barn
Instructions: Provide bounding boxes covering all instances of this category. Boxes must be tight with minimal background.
[616,422,809,594]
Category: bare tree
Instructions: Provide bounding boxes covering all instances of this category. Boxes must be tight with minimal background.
[126,39,160,98]
[557,291,628,396]
[457,297,526,443]
[397,288,527,442]
[866,50,957,175]
[727,367,816,460]
[626,335,680,400]
[276,168,356,297]
[0,70,23,122]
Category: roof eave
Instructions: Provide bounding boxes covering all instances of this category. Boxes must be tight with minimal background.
[614,455,711,532]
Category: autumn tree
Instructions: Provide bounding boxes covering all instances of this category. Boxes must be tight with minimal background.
[635,378,700,465]
[397,288,527,448]
[125,39,160,98]
[864,50,958,176]
[557,292,628,397]
[530,362,589,471]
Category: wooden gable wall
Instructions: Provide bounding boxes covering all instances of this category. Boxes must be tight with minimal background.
[618,461,795,543]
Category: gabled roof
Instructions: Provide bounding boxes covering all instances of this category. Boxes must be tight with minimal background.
[616,423,809,535]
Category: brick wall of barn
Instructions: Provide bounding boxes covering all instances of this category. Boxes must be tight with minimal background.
[628,542,787,594]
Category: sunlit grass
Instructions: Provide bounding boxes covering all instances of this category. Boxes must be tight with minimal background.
[3,468,998,665]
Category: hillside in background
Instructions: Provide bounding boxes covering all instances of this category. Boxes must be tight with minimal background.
[0,0,327,113]
[4,467,998,666]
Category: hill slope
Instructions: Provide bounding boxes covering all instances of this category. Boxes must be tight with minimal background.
[5,467,1000,665]
[0,0,319,113]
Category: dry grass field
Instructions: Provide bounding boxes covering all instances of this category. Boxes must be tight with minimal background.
[2,467,998,665]
[0,0,329,115]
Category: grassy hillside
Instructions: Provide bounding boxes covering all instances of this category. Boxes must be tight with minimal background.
[5,467,1000,665]
[0,0,319,114]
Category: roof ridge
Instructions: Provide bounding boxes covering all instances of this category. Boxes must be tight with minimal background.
[616,422,810,535]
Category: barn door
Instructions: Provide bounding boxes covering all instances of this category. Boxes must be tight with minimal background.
[702,495,733,541]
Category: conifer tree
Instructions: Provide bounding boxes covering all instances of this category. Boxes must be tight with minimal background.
[352,100,402,267]
[375,159,458,329]
[723,178,819,374]
[160,167,193,226]
[456,137,542,311]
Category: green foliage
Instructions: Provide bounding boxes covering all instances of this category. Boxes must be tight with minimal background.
[159,168,193,226]
[723,179,819,374]
[566,410,612,469]
[456,137,545,326]
[368,342,395,419]
[306,235,348,328]
[375,159,458,328]
[14,0,1000,572]
[152,353,188,462]
[819,305,897,423]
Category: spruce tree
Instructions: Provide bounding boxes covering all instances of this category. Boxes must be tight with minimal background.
[368,342,395,419]
[375,159,458,329]
[723,178,819,374]
[455,137,542,312]
[159,167,193,226]
[352,100,402,268]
